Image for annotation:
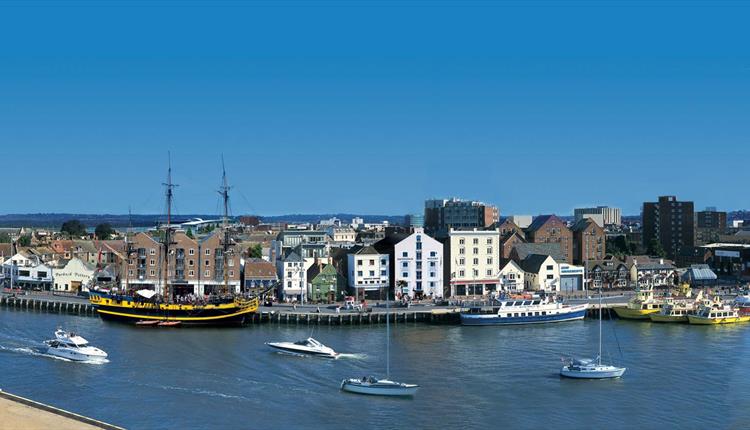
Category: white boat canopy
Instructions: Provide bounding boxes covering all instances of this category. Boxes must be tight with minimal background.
[136,289,157,299]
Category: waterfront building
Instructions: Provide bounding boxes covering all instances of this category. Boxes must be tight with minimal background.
[498,260,524,292]
[558,263,586,292]
[525,215,573,263]
[347,245,390,300]
[392,228,443,299]
[626,256,677,288]
[699,243,750,277]
[447,228,501,297]
[52,257,96,293]
[424,198,499,236]
[242,258,278,295]
[277,249,306,302]
[496,219,525,240]
[520,254,560,292]
[574,206,622,226]
[642,195,695,260]
[1,252,53,290]
[584,256,629,289]
[307,262,346,303]
[571,218,606,264]
[500,231,526,261]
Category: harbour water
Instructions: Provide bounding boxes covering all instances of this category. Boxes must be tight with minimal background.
[1,309,749,429]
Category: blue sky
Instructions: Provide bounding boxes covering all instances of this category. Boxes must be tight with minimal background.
[1,1,748,217]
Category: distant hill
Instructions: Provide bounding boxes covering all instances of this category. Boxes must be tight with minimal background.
[0,213,406,228]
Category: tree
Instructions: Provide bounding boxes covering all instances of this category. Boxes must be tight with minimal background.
[95,223,114,240]
[17,234,31,247]
[646,238,666,258]
[247,243,262,258]
[0,232,10,243]
[606,235,634,257]
[186,228,194,239]
[61,219,87,237]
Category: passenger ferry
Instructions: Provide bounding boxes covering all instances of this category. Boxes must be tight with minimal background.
[687,304,750,325]
[460,296,587,326]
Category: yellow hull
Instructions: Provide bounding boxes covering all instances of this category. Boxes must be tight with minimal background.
[649,314,688,323]
[613,307,659,320]
[687,315,750,325]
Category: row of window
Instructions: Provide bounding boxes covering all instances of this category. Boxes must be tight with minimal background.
[458,247,493,255]
[356,270,387,277]
[457,257,493,266]
[357,259,388,266]
[131,258,233,267]
[400,271,437,278]
[457,238,493,245]
[457,269,494,277]
[128,269,234,277]
[401,251,438,258]
[141,248,216,256]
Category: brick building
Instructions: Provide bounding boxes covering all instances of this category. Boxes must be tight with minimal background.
[524,215,573,263]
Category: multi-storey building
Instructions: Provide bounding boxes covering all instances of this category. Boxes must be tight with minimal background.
[695,208,727,246]
[571,218,606,264]
[393,228,443,299]
[123,230,241,296]
[642,196,695,260]
[277,249,306,302]
[447,228,500,297]
[424,198,499,236]
[574,206,622,226]
[347,246,390,300]
[525,215,573,263]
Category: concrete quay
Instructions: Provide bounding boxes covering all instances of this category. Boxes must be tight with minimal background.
[0,390,123,430]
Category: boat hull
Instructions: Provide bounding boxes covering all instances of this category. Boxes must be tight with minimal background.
[687,315,750,325]
[460,307,586,326]
[266,343,338,358]
[45,348,107,363]
[89,293,258,326]
[560,367,626,379]
[612,307,659,320]
[340,380,419,396]
[648,314,688,323]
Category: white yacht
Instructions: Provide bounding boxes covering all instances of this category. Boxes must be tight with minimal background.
[560,289,625,379]
[266,338,339,358]
[340,377,419,396]
[44,329,108,362]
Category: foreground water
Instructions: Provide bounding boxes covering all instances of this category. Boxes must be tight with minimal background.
[1,309,749,429]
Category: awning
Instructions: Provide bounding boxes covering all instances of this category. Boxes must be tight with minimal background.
[136,289,157,299]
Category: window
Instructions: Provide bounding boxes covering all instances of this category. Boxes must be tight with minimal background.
[369,271,375,276]
[287,271,292,278]
[150,259,155,266]
[473,258,479,265]
[189,270,194,276]
[546,265,553,270]
[402,252,408,257]
[380,270,386,276]
[459,248,465,255]
[416,242,422,250]
[381,259,387,265]
[188,259,194,266]
[189,249,195,255]
[229,270,234,277]
[228,259,234,267]
[459,258,465,265]
[547,274,554,279]
[150,270,155,276]
[402,272,408,277]
[357,260,363,266]
[459,270,465,277]
[487,257,493,265]
[402,262,408,268]
[150,249,155,255]
[430,272,436,278]
[205,249,211,255]
[205,270,210,276]
[430,251,436,257]
[473,238,479,245]
[486,238,493,245]
[205,260,210,266]
[128,269,133,276]
[487,247,492,254]
[459,239,465,245]
[369,259,375,265]
[430,261,436,267]
[357,271,363,276]
[473,248,479,255]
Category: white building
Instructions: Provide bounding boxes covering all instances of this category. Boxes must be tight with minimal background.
[276,250,306,302]
[520,254,560,292]
[498,260,525,292]
[394,228,443,299]
[347,246,389,300]
[574,206,622,226]
[559,263,586,292]
[53,257,96,293]
[448,228,500,297]
[2,252,53,291]
[507,215,533,229]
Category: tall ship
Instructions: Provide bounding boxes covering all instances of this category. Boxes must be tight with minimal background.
[89,158,259,326]
[460,294,587,326]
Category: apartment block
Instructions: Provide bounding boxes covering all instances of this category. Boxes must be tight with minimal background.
[642,196,695,260]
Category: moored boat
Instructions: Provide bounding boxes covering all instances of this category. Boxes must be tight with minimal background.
[613,284,662,320]
[460,295,587,326]
[340,377,419,396]
[687,304,750,325]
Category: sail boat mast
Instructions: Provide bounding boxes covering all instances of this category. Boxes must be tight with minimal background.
[219,156,231,296]
[162,154,178,303]
[598,286,602,365]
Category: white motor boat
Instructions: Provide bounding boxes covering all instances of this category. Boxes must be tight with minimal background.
[266,337,339,358]
[341,376,419,396]
[560,357,626,379]
[44,329,108,362]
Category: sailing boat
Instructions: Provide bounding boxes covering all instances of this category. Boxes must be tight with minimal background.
[560,288,626,379]
[88,157,259,326]
[341,295,419,396]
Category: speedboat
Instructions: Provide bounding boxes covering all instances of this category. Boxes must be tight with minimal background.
[44,329,108,362]
[340,376,419,396]
[560,357,626,379]
[266,337,339,358]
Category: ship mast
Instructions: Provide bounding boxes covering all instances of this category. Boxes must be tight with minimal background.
[163,154,178,303]
[219,156,231,296]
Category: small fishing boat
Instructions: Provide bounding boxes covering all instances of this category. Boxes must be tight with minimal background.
[687,304,750,325]
[340,377,419,396]
[561,289,626,379]
[266,338,339,358]
[44,329,108,363]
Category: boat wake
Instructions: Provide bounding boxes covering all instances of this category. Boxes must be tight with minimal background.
[140,383,252,401]
[336,353,368,360]
[0,344,109,364]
